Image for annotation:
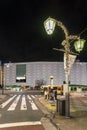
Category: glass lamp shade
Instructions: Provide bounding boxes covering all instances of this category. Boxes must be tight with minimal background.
[44,17,56,35]
[74,39,86,52]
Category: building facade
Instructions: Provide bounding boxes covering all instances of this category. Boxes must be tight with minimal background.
[3,61,87,87]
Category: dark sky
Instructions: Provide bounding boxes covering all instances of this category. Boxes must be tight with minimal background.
[0,0,87,63]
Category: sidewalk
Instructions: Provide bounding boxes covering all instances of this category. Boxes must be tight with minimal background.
[0,90,11,100]
[39,92,87,130]
[0,94,7,100]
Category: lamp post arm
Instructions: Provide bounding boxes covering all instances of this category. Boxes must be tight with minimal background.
[61,35,80,52]
[56,20,69,39]
[56,19,80,42]
[67,35,80,41]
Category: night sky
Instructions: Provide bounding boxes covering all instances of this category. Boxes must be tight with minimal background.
[0,0,87,63]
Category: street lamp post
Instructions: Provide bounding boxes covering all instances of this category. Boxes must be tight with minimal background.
[44,17,86,118]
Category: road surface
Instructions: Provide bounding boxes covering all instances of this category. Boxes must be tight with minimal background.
[0,91,45,130]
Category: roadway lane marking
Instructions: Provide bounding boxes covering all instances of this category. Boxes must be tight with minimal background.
[27,95,33,104]
[20,95,27,110]
[1,95,17,108]
[27,95,38,110]
[7,95,21,111]
[0,121,41,128]
[31,102,38,110]
[27,95,32,100]
[31,95,35,98]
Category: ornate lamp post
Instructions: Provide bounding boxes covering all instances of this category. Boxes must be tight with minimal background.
[44,17,86,117]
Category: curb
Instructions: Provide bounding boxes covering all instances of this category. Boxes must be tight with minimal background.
[39,97,56,111]
[38,97,61,130]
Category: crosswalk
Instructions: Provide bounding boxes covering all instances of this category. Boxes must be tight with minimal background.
[8,95,21,111]
[0,94,41,111]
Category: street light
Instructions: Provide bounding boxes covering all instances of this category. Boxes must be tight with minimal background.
[44,17,86,118]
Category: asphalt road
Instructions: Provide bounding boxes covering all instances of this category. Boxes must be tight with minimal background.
[0,91,45,130]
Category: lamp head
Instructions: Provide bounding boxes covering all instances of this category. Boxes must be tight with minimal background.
[44,17,56,35]
[74,39,86,52]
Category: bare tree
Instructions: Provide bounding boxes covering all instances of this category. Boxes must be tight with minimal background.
[35,79,46,89]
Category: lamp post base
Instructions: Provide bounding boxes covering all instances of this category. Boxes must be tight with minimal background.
[65,92,70,118]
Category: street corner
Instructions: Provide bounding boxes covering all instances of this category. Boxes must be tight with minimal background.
[39,97,56,111]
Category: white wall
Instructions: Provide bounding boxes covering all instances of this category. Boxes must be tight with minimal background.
[3,61,87,87]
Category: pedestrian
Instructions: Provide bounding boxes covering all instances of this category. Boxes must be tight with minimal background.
[44,89,48,99]
[53,89,57,100]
